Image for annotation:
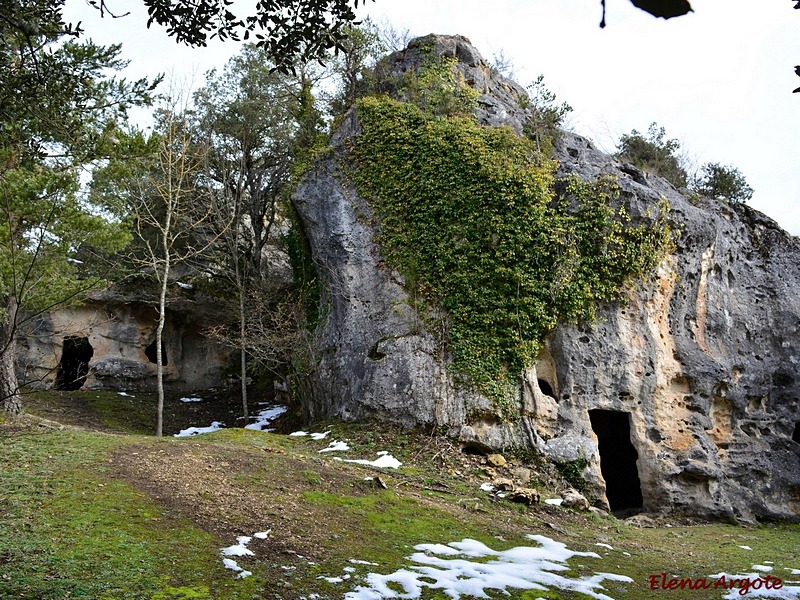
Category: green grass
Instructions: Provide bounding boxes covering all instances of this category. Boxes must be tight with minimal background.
[4,393,800,599]
[0,430,264,599]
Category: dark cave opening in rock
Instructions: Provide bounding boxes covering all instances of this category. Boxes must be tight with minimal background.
[461,442,490,456]
[537,379,555,399]
[55,336,93,391]
[589,409,644,515]
[145,338,168,366]
[793,422,800,444]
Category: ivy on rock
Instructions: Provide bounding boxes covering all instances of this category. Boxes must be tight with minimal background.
[349,96,671,414]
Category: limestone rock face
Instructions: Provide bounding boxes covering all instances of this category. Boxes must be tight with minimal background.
[17,293,230,392]
[292,34,800,521]
[538,131,800,521]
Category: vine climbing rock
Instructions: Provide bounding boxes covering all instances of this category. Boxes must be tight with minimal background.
[292,34,800,522]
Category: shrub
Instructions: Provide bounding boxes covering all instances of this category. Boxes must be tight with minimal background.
[616,122,688,188]
[691,162,754,204]
[522,75,573,154]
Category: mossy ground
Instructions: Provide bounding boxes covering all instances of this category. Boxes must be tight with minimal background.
[1,391,798,599]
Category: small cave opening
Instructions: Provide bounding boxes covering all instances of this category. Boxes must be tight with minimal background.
[792,422,800,445]
[55,336,93,391]
[589,409,644,516]
[461,442,490,456]
[537,379,556,399]
[145,338,168,366]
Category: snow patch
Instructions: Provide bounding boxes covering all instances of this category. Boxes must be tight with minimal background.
[334,452,402,469]
[221,536,254,557]
[222,558,252,578]
[179,396,203,403]
[595,543,614,550]
[480,483,495,492]
[310,431,331,440]
[319,441,351,453]
[739,546,753,551]
[545,498,563,506]
[244,405,288,431]
[117,391,135,397]
[290,431,309,437]
[753,565,774,572]
[174,421,223,437]
[343,534,629,600]
[711,571,800,599]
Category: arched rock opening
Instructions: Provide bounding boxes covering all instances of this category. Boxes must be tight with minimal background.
[537,378,556,399]
[55,336,93,391]
[145,338,168,366]
[589,409,644,515]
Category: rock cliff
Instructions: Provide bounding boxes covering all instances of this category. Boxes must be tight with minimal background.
[292,34,800,521]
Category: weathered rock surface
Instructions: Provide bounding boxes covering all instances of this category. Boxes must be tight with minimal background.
[17,289,230,392]
[292,34,800,521]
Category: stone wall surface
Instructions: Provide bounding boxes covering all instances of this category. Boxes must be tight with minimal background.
[17,293,229,392]
[293,34,800,521]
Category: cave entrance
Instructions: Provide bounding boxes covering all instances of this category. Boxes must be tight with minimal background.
[538,379,556,399]
[589,409,643,515]
[145,338,168,366]
[55,336,93,391]
[792,422,800,445]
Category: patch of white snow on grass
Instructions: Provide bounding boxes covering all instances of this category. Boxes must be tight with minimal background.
[253,530,271,539]
[222,558,251,578]
[221,536,254,557]
[739,545,753,550]
[480,483,495,492]
[179,396,203,403]
[310,431,330,440]
[174,421,223,437]
[545,498,563,506]
[117,391,135,397]
[290,431,309,437]
[350,559,379,566]
[753,565,774,572]
[344,534,631,600]
[334,452,402,469]
[596,543,614,550]
[711,571,800,599]
[244,405,287,431]
[319,441,350,453]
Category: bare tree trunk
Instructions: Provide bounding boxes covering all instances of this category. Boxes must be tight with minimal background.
[155,273,168,438]
[238,275,248,420]
[155,189,173,439]
[0,296,21,415]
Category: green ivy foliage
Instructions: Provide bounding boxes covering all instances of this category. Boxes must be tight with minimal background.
[349,96,671,413]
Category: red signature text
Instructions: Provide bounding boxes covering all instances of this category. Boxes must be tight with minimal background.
[648,572,783,595]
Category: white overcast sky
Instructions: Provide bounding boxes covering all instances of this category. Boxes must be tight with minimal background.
[64,0,800,234]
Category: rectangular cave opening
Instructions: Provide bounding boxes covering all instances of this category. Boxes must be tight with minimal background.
[793,421,800,445]
[55,336,93,391]
[589,409,644,516]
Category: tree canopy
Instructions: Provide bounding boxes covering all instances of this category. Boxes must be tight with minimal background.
[0,0,158,413]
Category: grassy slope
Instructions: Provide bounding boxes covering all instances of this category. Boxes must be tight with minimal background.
[1,391,798,599]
